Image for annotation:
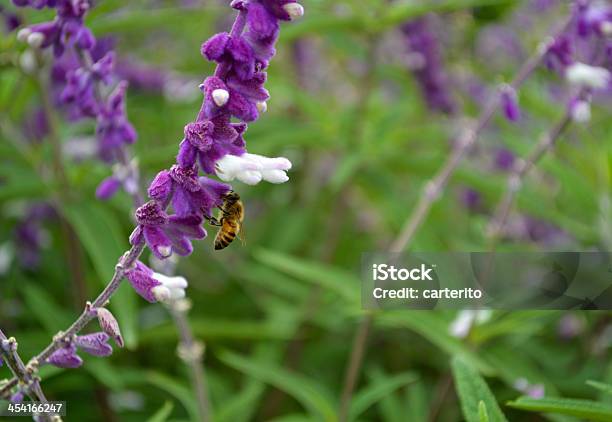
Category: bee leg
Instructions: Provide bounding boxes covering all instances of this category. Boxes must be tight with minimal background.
[205,215,223,226]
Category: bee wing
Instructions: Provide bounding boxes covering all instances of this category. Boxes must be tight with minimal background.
[238,224,246,245]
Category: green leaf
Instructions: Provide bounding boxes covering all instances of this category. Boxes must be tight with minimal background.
[349,372,418,420]
[587,381,612,396]
[144,371,199,422]
[62,201,138,348]
[378,312,493,374]
[147,401,174,422]
[218,350,337,422]
[479,401,490,422]
[507,397,612,421]
[253,248,359,303]
[451,357,508,422]
[21,283,73,333]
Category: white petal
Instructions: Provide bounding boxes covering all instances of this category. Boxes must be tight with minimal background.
[215,155,261,179]
[151,285,171,302]
[282,2,304,19]
[571,100,591,123]
[256,101,267,113]
[156,246,172,258]
[449,310,475,338]
[169,288,186,300]
[17,28,31,42]
[261,169,289,183]
[212,88,230,106]
[27,32,44,48]
[566,62,611,89]
[236,170,263,185]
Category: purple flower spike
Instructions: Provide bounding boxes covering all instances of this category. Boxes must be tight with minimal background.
[74,332,113,357]
[402,16,456,115]
[500,85,520,122]
[97,82,137,162]
[47,344,83,368]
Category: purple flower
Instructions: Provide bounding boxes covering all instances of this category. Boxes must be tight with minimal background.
[96,176,122,200]
[148,166,231,217]
[545,35,574,71]
[0,6,21,32]
[500,85,520,122]
[177,115,247,174]
[494,148,516,172]
[460,188,481,212]
[402,16,456,115]
[47,344,83,368]
[130,201,207,259]
[125,261,188,302]
[22,107,49,143]
[10,391,24,403]
[74,332,113,357]
[576,1,612,38]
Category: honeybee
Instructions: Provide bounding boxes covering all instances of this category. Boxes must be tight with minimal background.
[209,191,244,250]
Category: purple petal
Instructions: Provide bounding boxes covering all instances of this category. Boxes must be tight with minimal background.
[143,226,172,259]
[147,170,173,202]
[75,332,113,357]
[47,345,83,368]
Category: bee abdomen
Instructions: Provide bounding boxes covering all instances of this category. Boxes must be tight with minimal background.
[214,228,237,250]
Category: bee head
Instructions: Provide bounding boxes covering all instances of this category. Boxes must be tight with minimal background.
[224,190,240,202]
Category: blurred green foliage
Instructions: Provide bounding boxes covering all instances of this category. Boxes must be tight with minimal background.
[1,0,611,421]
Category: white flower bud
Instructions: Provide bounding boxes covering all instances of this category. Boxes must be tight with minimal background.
[566,62,611,89]
[27,32,44,48]
[17,28,31,43]
[19,50,37,74]
[212,88,230,106]
[570,100,591,123]
[256,101,267,113]
[600,22,612,36]
[283,2,304,20]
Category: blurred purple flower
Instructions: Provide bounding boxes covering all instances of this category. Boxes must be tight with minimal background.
[460,188,482,212]
[96,82,137,162]
[494,148,516,171]
[514,378,545,399]
[10,391,24,403]
[401,16,456,115]
[13,203,55,270]
[0,5,21,32]
[22,107,49,143]
[115,58,167,93]
[500,85,521,122]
